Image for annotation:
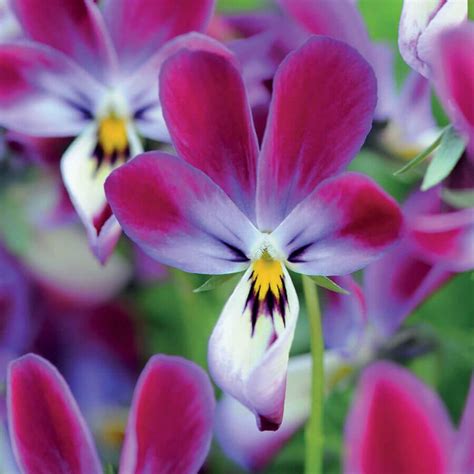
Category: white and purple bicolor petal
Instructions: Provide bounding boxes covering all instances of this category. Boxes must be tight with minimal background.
[7,354,103,474]
[344,361,455,473]
[398,0,467,78]
[106,37,403,431]
[119,355,215,474]
[430,22,474,159]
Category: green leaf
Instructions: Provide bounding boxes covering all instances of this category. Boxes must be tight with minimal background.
[193,273,239,293]
[308,276,350,295]
[393,127,447,176]
[442,188,474,209]
[421,127,467,190]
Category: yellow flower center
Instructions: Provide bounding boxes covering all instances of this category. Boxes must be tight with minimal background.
[98,115,129,158]
[251,252,284,301]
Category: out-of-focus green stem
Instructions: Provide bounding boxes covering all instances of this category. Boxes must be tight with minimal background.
[302,275,324,474]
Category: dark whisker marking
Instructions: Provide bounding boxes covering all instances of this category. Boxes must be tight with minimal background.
[288,242,313,263]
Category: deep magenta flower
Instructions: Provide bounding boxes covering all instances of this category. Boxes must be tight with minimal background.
[7,353,215,474]
[0,0,214,262]
[105,37,403,430]
[345,362,474,473]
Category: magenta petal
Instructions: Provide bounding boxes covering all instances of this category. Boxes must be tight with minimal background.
[160,49,258,220]
[0,42,103,135]
[454,376,474,472]
[105,152,260,274]
[119,355,215,474]
[103,0,214,71]
[344,361,454,474]
[11,0,115,80]
[7,354,102,474]
[273,173,403,276]
[257,36,377,230]
[364,242,452,338]
[432,23,474,152]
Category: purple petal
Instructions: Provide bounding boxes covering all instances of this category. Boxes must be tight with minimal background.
[103,0,214,71]
[119,355,215,474]
[323,276,367,353]
[272,173,403,276]
[7,354,102,474]
[364,240,452,338]
[0,42,103,135]
[215,354,311,471]
[105,152,260,274]
[160,48,258,220]
[257,36,377,230]
[344,361,454,473]
[208,266,299,430]
[431,23,474,153]
[11,0,115,81]
[398,0,467,77]
[453,376,474,472]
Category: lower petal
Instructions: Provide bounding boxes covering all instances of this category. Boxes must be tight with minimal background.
[208,265,299,431]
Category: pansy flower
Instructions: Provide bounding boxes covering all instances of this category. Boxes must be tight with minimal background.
[345,361,474,473]
[7,353,215,474]
[106,37,403,430]
[0,0,215,261]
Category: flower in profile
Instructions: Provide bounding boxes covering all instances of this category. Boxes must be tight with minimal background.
[398,0,467,78]
[7,353,215,474]
[106,37,403,430]
[345,361,474,473]
[0,0,214,262]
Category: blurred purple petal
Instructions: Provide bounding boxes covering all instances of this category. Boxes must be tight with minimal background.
[453,376,474,472]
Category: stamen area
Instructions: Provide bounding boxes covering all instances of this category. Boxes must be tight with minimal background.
[95,115,130,169]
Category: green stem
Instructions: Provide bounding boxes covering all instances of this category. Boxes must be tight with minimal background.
[302,275,324,474]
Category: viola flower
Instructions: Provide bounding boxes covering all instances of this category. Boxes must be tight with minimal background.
[430,22,474,161]
[398,0,467,78]
[345,361,474,473]
[106,37,403,430]
[0,0,214,262]
[7,353,215,474]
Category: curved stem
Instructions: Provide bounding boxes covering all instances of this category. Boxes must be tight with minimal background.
[302,275,324,474]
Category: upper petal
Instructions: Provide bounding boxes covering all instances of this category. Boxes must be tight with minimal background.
[11,0,115,81]
[103,0,214,71]
[0,42,103,135]
[7,354,102,474]
[160,49,259,220]
[272,173,403,276]
[256,36,377,230]
[105,152,260,274]
[208,266,299,430]
[344,361,454,474]
[119,355,215,474]
[431,23,474,153]
[398,0,467,77]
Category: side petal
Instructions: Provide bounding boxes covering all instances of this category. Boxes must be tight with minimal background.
[344,361,454,474]
[119,355,215,474]
[398,0,467,77]
[257,36,377,230]
[364,241,452,338]
[431,23,474,153]
[7,354,102,474]
[160,49,258,220]
[208,267,299,431]
[60,124,139,263]
[0,42,103,135]
[11,0,115,80]
[103,0,214,71]
[105,152,260,274]
[272,173,403,276]
[323,276,367,353]
[453,376,474,472]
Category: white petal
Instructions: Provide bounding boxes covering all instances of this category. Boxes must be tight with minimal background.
[208,265,299,430]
